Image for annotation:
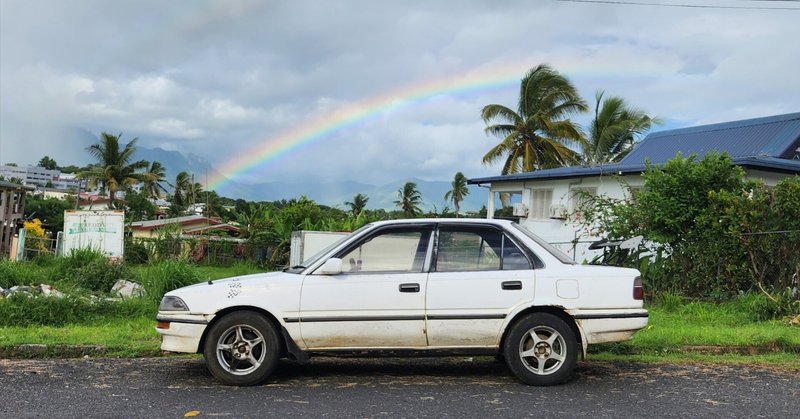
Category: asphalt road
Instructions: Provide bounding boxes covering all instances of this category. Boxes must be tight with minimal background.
[0,356,797,418]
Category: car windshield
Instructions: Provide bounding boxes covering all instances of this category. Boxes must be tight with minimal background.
[511,222,576,265]
[285,223,374,274]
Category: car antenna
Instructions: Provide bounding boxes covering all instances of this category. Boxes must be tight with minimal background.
[208,277,213,285]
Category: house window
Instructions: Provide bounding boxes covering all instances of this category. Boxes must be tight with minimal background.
[529,189,553,219]
[569,187,598,212]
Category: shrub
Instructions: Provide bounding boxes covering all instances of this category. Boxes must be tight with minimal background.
[54,248,134,293]
[124,240,150,265]
[138,259,201,302]
[738,290,800,322]
[576,153,800,298]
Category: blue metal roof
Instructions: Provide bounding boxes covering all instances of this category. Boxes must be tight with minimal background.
[620,112,800,164]
[469,113,800,185]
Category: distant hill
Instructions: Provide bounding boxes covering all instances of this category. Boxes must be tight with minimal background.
[34,135,488,211]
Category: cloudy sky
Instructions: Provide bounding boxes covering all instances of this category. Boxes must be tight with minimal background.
[1,0,798,192]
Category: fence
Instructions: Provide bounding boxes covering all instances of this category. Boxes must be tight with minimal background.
[125,236,277,266]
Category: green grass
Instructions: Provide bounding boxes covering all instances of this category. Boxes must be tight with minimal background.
[1,259,797,368]
[0,317,162,357]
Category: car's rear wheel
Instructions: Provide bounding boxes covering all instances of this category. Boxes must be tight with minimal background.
[503,313,577,386]
[203,311,280,386]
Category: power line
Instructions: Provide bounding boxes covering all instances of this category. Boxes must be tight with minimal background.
[556,0,800,10]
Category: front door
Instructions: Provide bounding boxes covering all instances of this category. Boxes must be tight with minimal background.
[299,225,433,349]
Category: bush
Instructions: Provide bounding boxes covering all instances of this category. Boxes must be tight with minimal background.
[54,249,135,293]
[124,240,150,265]
[138,259,201,302]
[738,290,800,322]
[576,153,800,298]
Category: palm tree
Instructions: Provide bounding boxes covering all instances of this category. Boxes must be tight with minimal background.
[394,182,422,218]
[345,193,369,217]
[171,171,192,207]
[583,91,660,165]
[444,172,469,217]
[481,64,588,174]
[185,182,204,206]
[142,161,168,199]
[79,132,149,207]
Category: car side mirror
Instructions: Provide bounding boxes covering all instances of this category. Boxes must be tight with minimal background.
[315,258,343,275]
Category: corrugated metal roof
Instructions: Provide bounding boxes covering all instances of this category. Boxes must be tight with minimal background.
[468,112,800,185]
[620,112,800,164]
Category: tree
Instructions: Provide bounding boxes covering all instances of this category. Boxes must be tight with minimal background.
[125,189,157,222]
[78,132,148,207]
[583,91,659,165]
[444,172,469,217]
[481,64,588,175]
[345,193,369,217]
[142,161,169,199]
[394,182,422,218]
[185,182,204,206]
[38,156,58,170]
[170,171,192,207]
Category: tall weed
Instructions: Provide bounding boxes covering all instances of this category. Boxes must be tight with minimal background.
[53,249,134,293]
[0,258,42,288]
[138,259,201,302]
[0,294,155,327]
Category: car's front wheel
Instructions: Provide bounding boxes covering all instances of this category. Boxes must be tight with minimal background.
[503,313,578,386]
[203,311,281,386]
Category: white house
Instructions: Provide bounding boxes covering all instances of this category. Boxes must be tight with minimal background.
[468,112,800,262]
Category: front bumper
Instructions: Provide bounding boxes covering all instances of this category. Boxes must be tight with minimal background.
[155,314,212,353]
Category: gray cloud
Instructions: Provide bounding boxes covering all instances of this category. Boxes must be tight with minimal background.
[1,0,798,191]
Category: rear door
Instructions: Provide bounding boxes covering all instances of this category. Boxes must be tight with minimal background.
[425,223,536,347]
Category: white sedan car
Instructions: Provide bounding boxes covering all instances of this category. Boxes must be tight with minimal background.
[156,218,648,386]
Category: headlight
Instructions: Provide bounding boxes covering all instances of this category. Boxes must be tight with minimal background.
[159,296,190,311]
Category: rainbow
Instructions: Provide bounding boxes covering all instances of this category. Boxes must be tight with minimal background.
[206,59,665,192]
[207,64,530,191]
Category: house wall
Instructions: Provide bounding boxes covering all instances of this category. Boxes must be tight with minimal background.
[486,174,642,262]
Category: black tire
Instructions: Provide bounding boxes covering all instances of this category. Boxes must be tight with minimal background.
[502,313,578,386]
[203,311,281,386]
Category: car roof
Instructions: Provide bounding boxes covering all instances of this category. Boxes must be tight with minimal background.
[368,218,515,227]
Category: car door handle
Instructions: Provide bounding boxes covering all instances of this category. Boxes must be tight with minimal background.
[502,281,522,290]
[399,283,420,293]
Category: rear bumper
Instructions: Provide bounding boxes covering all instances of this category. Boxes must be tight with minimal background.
[571,309,649,344]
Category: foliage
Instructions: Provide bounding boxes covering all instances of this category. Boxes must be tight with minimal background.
[481,64,588,174]
[124,189,157,222]
[24,196,74,232]
[55,248,135,293]
[0,259,42,288]
[23,219,49,253]
[124,239,151,264]
[141,160,168,199]
[345,193,369,218]
[37,156,58,170]
[444,172,469,216]
[583,91,659,165]
[0,294,152,327]
[395,182,423,217]
[78,132,149,207]
[137,258,202,303]
[575,152,800,308]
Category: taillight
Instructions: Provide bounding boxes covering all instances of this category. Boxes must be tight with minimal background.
[633,276,644,300]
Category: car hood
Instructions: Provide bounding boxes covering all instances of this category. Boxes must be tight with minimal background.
[165,271,302,314]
